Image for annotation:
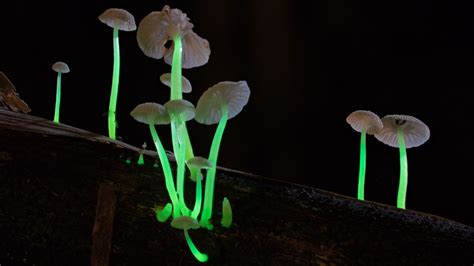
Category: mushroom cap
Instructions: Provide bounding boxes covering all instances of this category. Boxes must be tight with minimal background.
[163,99,195,122]
[130,102,170,125]
[187,156,214,169]
[195,81,250,125]
[52,62,70,73]
[159,73,192,93]
[136,6,210,69]
[170,216,200,230]
[346,110,383,135]
[375,114,430,149]
[98,8,136,31]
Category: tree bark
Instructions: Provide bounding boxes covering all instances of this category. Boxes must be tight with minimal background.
[0,109,473,265]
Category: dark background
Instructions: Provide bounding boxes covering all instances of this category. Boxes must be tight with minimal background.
[1,1,473,226]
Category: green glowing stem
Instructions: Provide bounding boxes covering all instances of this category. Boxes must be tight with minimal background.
[53,72,62,123]
[397,129,408,209]
[149,124,180,217]
[156,203,172,222]
[191,171,203,219]
[137,153,144,165]
[176,120,191,216]
[357,128,367,200]
[108,27,120,140]
[184,230,208,263]
[200,108,228,228]
[169,35,199,181]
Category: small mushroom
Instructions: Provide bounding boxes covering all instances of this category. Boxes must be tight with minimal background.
[170,216,208,262]
[375,114,430,209]
[99,8,136,140]
[130,103,180,217]
[160,73,192,93]
[186,157,215,219]
[52,61,70,123]
[346,110,383,200]
[195,81,250,229]
[220,197,232,228]
[164,99,195,123]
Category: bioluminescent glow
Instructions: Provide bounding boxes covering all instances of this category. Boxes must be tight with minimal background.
[53,72,62,123]
[156,203,172,222]
[184,230,208,263]
[137,153,144,165]
[176,120,191,216]
[220,197,232,228]
[191,172,203,219]
[357,128,367,200]
[397,129,408,209]
[107,27,120,140]
[200,107,228,229]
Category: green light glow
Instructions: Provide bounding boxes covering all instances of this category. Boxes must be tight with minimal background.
[137,153,144,165]
[149,124,180,217]
[125,158,131,164]
[53,72,62,123]
[220,197,232,228]
[156,203,172,222]
[191,172,203,219]
[397,129,408,209]
[108,27,120,140]
[357,128,367,200]
[200,107,228,229]
[176,120,191,216]
[184,230,208,263]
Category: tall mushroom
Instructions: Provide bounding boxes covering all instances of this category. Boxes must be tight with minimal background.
[195,80,250,229]
[51,62,70,123]
[170,216,208,263]
[346,110,383,200]
[137,5,210,180]
[130,103,180,217]
[375,114,430,209]
[160,73,192,93]
[99,8,136,139]
[164,99,196,216]
[186,156,214,219]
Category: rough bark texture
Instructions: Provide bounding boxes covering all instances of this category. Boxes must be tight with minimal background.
[0,109,473,266]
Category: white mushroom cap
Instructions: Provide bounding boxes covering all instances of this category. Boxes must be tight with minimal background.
[130,102,170,125]
[163,99,195,122]
[136,6,210,69]
[346,110,383,135]
[160,73,192,93]
[52,62,70,73]
[195,81,250,125]
[186,156,214,169]
[99,8,136,31]
[170,216,200,230]
[375,114,430,149]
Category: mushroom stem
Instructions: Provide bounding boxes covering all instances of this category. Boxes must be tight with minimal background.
[191,171,203,219]
[397,129,408,209]
[53,72,62,123]
[357,127,367,200]
[107,27,120,140]
[149,124,180,217]
[184,229,208,263]
[175,119,191,216]
[200,107,228,229]
[156,203,173,222]
[170,35,199,181]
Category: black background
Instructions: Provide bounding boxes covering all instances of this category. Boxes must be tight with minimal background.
[1,0,473,226]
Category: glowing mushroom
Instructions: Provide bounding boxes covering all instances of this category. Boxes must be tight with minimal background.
[51,62,70,123]
[375,114,430,209]
[99,8,136,139]
[164,99,196,216]
[130,103,180,217]
[160,73,192,93]
[195,81,250,229]
[186,156,214,219]
[346,110,383,200]
[170,216,207,262]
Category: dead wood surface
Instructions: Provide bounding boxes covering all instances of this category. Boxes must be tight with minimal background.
[0,109,473,265]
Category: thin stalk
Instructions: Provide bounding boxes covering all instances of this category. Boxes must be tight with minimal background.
[108,27,120,139]
[184,230,208,263]
[191,171,203,219]
[176,120,191,216]
[53,72,62,123]
[149,124,180,217]
[397,129,408,209]
[357,128,367,200]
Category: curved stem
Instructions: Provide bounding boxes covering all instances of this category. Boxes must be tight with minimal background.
[357,128,367,200]
[184,230,208,263]
[53,72,62,123]
[176,120,191,216]
[149,124,180,217]
[397,129,408,209]
[191,170,203,219]
[156,203,172,222]
[108,27,120,140]
[200,108,228,229]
